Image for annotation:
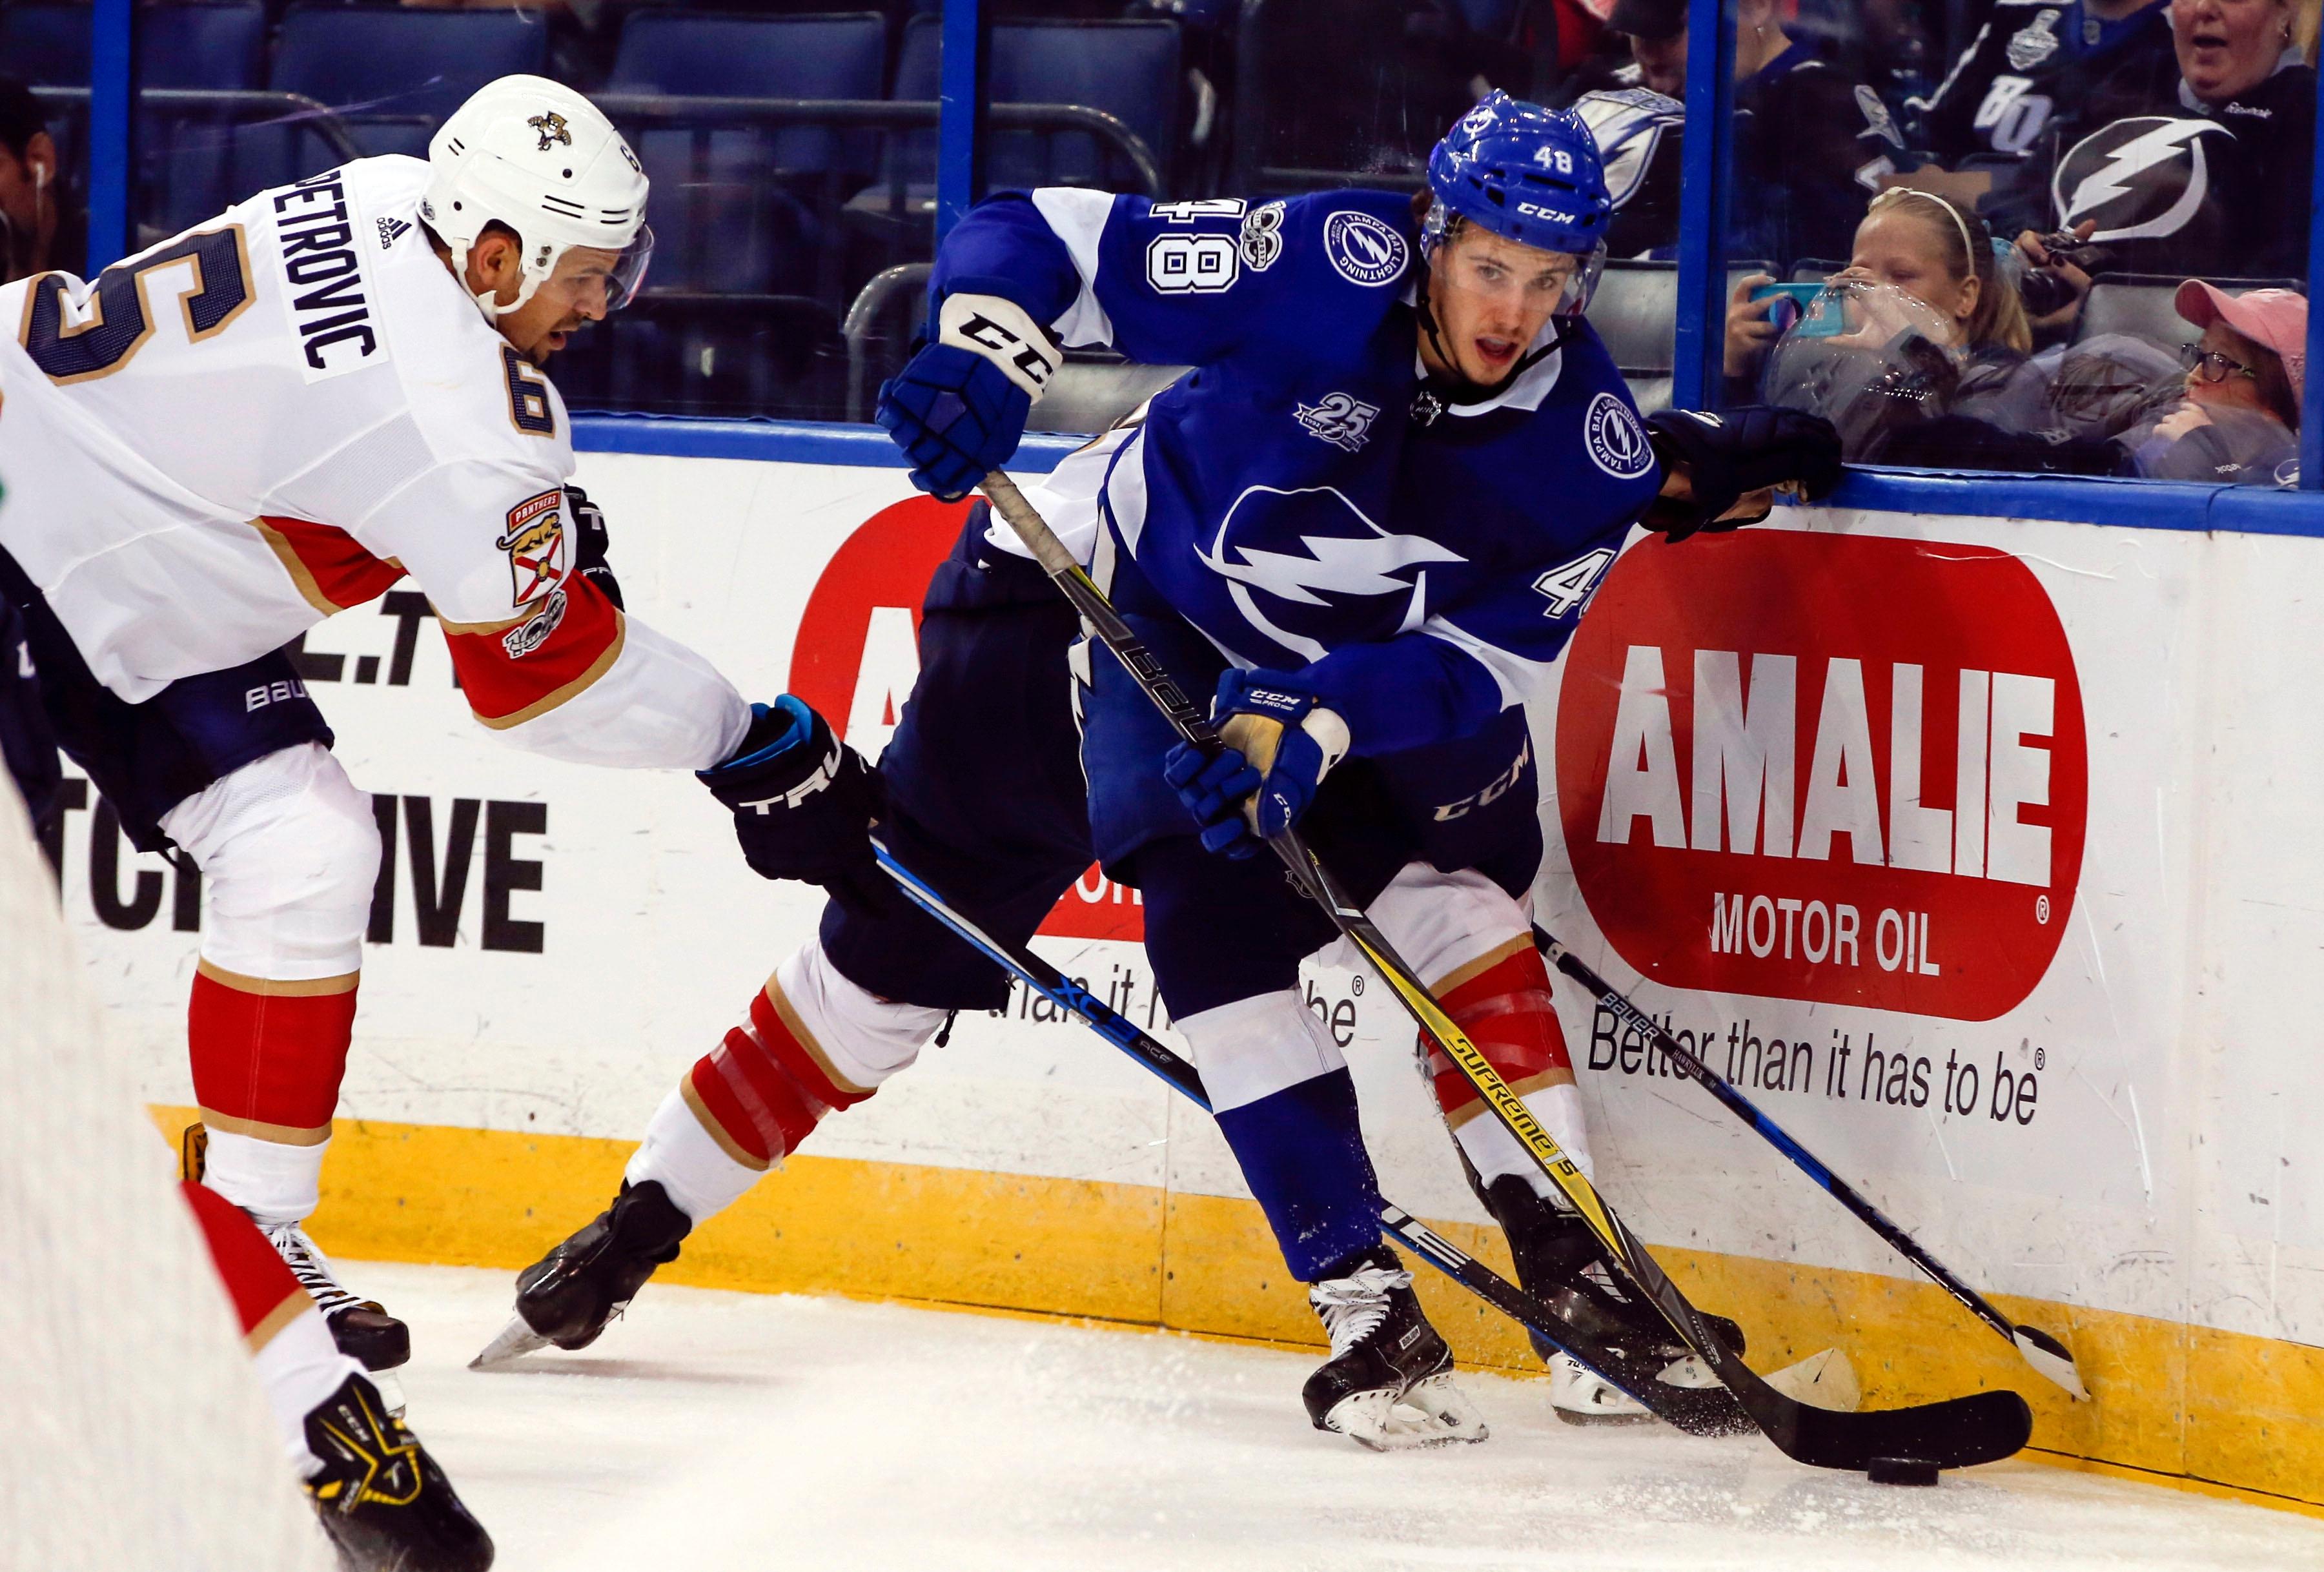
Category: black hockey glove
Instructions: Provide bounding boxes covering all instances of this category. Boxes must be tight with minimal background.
[1641,406,1844,542]
[698,697,895,919]
[564,485,622,611]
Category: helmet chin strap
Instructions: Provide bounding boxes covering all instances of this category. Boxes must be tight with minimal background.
[463,240,545,322]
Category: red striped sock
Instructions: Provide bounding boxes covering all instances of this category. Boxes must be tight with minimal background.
[179,1179,307,1350]
[1427,946,1574,1125]
[678,983,874,1169]
[187,961,358,1142]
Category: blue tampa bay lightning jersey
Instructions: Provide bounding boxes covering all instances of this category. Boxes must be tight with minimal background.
[930,188,1665,757]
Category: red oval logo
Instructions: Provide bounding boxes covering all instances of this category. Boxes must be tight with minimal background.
[1554,528,2086,1021]
[788,495,1142,943]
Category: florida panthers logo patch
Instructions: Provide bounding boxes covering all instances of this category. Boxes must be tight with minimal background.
[497,491,567,608]
[1584,393,1653,479]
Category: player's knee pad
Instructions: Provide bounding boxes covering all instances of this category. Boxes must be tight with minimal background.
[1176,989,1347,1114]
[162,741,379,981]
[678,939,946,1170]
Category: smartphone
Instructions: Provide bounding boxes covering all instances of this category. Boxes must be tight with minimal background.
[1750,281,1842,339]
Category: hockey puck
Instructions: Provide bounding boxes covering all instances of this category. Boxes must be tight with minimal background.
[1866,1456,1941,1487]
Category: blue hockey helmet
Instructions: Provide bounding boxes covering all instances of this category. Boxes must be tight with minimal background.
[1426,91,1614,271]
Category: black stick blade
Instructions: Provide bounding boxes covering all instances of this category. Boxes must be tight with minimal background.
[1767,1388,2034,1473]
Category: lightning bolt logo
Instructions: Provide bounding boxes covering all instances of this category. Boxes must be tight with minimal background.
[1196,485,1464,660]
[2057,116,2230,241]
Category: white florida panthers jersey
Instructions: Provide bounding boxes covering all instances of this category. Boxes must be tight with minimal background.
[0,155,746,770]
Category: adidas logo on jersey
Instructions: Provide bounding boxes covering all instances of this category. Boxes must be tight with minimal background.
[376,217,413,250]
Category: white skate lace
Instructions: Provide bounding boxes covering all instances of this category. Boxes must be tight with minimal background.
[263,1223,367,1317]
[1309,1266,1414,1358]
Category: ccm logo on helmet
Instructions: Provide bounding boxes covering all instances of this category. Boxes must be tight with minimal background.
[1554,529,2086,1021]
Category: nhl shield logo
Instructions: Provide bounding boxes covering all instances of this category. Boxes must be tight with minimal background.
[1323,210,1409,287]
[1584,393,1653,479]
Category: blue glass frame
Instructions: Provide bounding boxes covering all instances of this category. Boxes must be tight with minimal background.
[75,0,2324,516]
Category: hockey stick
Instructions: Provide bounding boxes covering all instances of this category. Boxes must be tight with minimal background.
[1532,926,2089,1401]
[979,468,2032,1473]
[869,838,1754,1438]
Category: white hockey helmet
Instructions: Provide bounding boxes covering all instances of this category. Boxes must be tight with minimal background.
[421,74,653,320]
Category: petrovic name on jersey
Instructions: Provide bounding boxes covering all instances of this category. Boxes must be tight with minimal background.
[271,168,384,379]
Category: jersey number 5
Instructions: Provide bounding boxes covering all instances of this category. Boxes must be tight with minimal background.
[20,227,254,385]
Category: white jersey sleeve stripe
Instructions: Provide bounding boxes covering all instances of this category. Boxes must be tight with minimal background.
[1028,187,1118,348]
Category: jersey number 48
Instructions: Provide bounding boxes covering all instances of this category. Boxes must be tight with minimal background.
[1533,547,1615,618]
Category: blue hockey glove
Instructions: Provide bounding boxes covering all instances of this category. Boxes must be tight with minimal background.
[1165,669,1353,856]
[875,342,1028,501]
[699,697,894,917]
[1163,742,1265,859]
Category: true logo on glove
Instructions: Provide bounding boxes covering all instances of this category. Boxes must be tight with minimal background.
[737,744,844,814]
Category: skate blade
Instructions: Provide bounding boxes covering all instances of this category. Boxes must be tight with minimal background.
[468,1316,552,1371]
[368,1367,407,1419]
[1324,1381,1490,1452]
[1761,1346,1862,1411]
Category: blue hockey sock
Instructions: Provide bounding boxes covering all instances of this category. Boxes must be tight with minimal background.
[1212,1068,1385,1282]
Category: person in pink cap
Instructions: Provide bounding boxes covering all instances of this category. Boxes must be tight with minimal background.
[2130,280,2305,485]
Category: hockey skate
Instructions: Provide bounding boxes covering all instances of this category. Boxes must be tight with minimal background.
[1482,1176,1738,1426]
[265,1220,413,1376]
[1301,1247,1489,1452]
[303,1370,494,1572]
[471,1180,691,1369]
[184,1123,411,1376]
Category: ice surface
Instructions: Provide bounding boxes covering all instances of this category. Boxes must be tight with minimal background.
[365,1262,2324,1571]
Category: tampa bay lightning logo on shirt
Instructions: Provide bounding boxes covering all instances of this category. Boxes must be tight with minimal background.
[1584,393,1653,478]
[1323,211,1409,287]
[1195,486,1464,660]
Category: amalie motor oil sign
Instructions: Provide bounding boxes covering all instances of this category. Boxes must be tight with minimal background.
[1554,528,2086,1022]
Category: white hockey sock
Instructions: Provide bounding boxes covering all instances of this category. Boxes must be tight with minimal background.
[1455,1081,1595,1205]
[627,1085,763,1226]
[203,1130,328,1226]
[250,1301,363,1478]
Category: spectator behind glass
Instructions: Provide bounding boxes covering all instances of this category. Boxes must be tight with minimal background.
[1894,0,2174,215]
[2124,280,2305,482]
[1729,187,2038,459]
[1,76,83,285]
[1592,0,1905,269]
[2013,0,2316,338]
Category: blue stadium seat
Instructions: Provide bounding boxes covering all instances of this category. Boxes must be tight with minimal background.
[606,11,887,294]
[888,15,1181,192]
[608,11,888,177]
[269,6,551,159]
[0,1,267,89]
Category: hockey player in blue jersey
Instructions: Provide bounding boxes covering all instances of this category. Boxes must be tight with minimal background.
[873,92,1840,1443]
[494,94,1838,1447]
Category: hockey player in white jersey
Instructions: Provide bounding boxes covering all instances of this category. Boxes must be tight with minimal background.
[0,76,791,1394]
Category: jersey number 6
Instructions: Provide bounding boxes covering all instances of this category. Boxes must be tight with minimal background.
[20,227,254,385]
